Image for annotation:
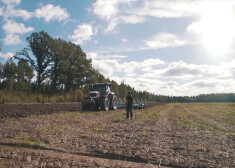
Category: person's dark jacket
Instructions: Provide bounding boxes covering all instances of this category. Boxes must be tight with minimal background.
[126,94,133,108]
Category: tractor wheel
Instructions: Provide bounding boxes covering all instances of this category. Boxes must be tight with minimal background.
[101,98,109,111]
[111,95,118,110]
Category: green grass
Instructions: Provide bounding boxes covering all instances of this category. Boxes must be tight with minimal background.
[21,136,47,149]
[140,130,150,137]
[0,89,84,104]
[39,126,47,133]
[72,119,83,124]
[92,124,104,131]
[0,162,5,168]
[0,90,38,104]
[224,132,235,136]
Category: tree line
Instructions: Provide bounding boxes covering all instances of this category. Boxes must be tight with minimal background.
[0,31,155,103]
[156,93,235,103]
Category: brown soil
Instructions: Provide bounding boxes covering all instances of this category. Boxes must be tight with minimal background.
[0,103,81,118]
[0,103,234,167]
[0,102,161,119]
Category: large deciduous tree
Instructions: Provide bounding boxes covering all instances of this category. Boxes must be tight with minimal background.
[50,38,64,93]
[15,31,54,92]
[58,42,92,92]
[49,38,93,93]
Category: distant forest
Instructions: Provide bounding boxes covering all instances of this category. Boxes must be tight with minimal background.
[0,31,155,103]
[156,93,235,103]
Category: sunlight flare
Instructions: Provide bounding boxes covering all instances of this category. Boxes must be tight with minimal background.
[200,1,235,54]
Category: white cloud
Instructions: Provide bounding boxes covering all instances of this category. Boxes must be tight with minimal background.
[3,20,34,35]
[120,15,145,24]
[0,2,34,45]
[121,38,129,42]
[92,0,145,32]
[87,52,98,60]
[1,0,20,6]
[3,34,22,45]
[35,4,70,22]
[2,20,34,45]
[1,2,70,22]
[0,2,71,46]
[3,6,32,20]
[0,0,32,20]
[92,0,119,20]
[144,33,187,49]
[87,52,235,96]
[0,52,14,60]
[104,20,118,33]
[87,52,165,78]
[162,61,201,77]
[10,9,32,20]
[0,7,3,16]
[130,0,200,18]
[103,13,146,33]
[187,21,203,34]
[87,53,127,63]
[92,0,201,32]
[191,80,216,88]
[159,61,231,81]
[69,24,96,45]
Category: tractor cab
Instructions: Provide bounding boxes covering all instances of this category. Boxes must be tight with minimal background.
[91,83,111,96]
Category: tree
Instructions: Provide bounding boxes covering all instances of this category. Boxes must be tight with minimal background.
[0,45,2,79]
[15,31,54,93]
[58,42,92,92]
[0,62,3,89]
[0,62,3,79]
[118,82,127,98]
[111,80,119,96]
[50,38,65,93]
[2,59,17,90]
[16,60,34,91]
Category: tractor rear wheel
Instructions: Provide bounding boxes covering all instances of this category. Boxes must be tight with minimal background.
[111,95,118,110]
[101,98,109,111]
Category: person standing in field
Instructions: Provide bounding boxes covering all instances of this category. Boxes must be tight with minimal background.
[126,91,133,120]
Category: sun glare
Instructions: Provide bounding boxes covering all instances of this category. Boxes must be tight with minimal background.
[199,1,235,54]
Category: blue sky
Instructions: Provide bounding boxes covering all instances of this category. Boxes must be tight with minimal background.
[1,0,235,96]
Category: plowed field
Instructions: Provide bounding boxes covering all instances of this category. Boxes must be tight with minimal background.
[0,103,234,167]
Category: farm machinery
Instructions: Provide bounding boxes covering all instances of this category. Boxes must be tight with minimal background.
[82,83,118,111]
[118,98,146,109]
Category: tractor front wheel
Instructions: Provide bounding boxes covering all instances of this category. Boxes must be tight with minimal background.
[101,98,109,111]
[111,95,118,110]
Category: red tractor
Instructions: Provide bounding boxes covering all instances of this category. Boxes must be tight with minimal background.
[82,83,118,111]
